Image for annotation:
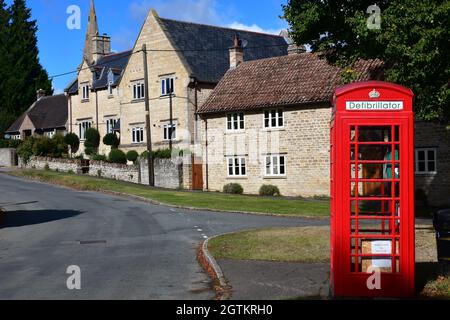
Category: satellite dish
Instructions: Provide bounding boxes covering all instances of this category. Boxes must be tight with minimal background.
[4,134,11,140]
[241,39,248,48]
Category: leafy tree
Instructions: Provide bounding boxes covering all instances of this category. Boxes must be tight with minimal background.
[103,133,120,149]
[84,128,100,156]
[282,0,450,122]
[0,0,53,137]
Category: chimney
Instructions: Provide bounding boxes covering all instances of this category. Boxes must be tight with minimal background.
[92,33,111,63]
[279,30,306,55]
[36,89,45,101]
[229,34,244,69]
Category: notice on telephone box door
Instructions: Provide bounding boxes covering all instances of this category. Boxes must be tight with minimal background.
[362,240,393,272]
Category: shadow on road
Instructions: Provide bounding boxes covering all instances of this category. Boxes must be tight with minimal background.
[0,209,84,228]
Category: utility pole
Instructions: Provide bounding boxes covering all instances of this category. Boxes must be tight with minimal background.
[142,44,154,186]
[169,80,173,151]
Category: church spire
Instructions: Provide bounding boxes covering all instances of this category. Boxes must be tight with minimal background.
[83,0,99,63]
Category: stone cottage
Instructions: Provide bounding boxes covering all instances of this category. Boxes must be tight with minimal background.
[5,91,68,140]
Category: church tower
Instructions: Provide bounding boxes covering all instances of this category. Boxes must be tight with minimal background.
[83,0,111,64]
[83,0,99,63]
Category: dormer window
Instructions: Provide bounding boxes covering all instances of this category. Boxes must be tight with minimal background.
[108,81,113,96]
[82,84,90,101]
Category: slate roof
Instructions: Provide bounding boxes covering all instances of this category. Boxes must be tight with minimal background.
[6,94,68,133]
[65,50,132,94]
[158,18,288,83]
[198,53,384,114]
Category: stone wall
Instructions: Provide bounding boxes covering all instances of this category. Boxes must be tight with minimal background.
[0,148,17,167]
[89,160,140,184]
[24,156,79,173]
[140,156,189,189]
[414,121,450,207]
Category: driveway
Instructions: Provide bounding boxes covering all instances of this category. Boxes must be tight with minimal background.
[0,174,327,299]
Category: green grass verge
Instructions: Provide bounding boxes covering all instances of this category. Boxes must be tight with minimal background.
[6,169,330,217]
[208,226,330,263]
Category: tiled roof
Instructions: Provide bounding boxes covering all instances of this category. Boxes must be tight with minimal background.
[65,50,132,94]
[198,53,384,114]
[6,94,68,133]
[159,18,288,83]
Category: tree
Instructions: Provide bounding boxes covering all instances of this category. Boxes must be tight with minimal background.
[84,128,100,156]
[103,133,120,149]
[0,0,53,137]
[64,133,80,155]
[282,0,450,122]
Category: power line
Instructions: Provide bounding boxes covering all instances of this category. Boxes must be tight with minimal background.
[49,43,288,81]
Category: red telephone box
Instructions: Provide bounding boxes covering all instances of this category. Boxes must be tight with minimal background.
[330,81,415,298]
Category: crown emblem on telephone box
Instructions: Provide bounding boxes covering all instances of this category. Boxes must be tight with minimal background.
[369,89,381,99]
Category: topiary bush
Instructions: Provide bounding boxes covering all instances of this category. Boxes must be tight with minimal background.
[259,184,281,197]
[84,128,100,155]
[126,150,139,163]
[64,133,80,154]
[223,183,244,195]
[103,133,120,149]
[108,149,127,164]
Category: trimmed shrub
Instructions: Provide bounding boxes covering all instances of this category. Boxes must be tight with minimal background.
[92,154,108,162]
[17,137,35,163]
[108,149,127,164]
[126,150,139,163]
[259,185,281,197]
[84,128,100,155]
[103,133,120,149]
[64,133,80,154]
[32,137,55,157]
[52,134,69,158]
[223,183,244,195]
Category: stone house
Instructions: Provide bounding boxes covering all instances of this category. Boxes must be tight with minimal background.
[65,0,130,155]
[198,52,450,206]
[5,91,68,140]
[65,1,287,189]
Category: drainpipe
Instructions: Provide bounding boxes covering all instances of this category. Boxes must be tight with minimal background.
[95,90,99,130]
[69,95,73,133]
[194,79,198,143]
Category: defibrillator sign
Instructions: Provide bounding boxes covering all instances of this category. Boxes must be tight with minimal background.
[346,101,404,110]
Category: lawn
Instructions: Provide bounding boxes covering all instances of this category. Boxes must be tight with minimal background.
[6,169,330,217]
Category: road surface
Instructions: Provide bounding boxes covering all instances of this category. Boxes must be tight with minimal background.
[0,173,327,299]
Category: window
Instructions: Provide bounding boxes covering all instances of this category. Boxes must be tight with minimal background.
[44,130,56,138]
[108,81,114,96]
[163,124,177,141]
[265,155,286,176]
[264,109,284,128]
[161,77,174,96]
[228,157,246,177]
[78,121,92,140]
[106,118,118,134]
[415,148,437,174]
[132,127,144,144]
[132,81,145,100]
[227,113,245,131]
[82,84,90,100]
[11,134,21,140]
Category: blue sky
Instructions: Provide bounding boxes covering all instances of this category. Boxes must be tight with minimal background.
[8,0,288,93]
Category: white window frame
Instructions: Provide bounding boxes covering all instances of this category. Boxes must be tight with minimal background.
[11,134,21,140]
[227,157,246,177]
[44,130,56,139]
[227,113,245,131]
[106,118,118,134]
[163,123,177,141]
[161,76,175,96]
[78,121,92,140]
[132,81,145,100]
[264,109,284,128]
[81,84,90,101]
[132,127,144,144]
[415,148,437,174]
[265,154,286,176]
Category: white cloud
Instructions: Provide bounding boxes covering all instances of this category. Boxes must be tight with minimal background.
[226,22,283,35]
